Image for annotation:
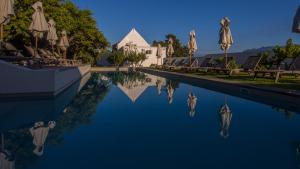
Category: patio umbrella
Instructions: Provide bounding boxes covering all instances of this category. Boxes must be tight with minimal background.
[188,30,198,67]
[29,1,49,57]
[219,17,233,68]
[0,0,14,47]
[47,19,58,54]
[293,6,300,33]
[58,30,69,59]
[187,93,197,118]
[29,121,56,156]
[167,84,174,104]
[219,103,232,139]
[167,38,174,58]
[157,44,163,65]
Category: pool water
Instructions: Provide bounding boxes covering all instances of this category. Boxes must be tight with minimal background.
[1,72,300,169]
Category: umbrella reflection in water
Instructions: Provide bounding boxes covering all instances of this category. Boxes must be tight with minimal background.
[29,121,56,156]
[167,84,174,104]
[0,133,15,169]
[156,79,162,95]
[187,93,197,118]
[219,98,232,139]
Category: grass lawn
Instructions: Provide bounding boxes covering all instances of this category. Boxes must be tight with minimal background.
[163,68,300,91]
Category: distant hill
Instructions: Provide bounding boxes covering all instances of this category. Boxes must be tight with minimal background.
[242,46,275,53]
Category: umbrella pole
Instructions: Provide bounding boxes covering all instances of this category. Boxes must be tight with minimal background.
[35,36,38,58]
[225,49,228,68]
[1,133,4,151]
[190,53,192,67]
[52,44,54,56]
[0,24,3,49]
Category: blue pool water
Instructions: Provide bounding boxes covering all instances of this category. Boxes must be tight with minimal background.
[1,72,300,169]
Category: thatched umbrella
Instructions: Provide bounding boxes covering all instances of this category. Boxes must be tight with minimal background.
[29,1,49,57]
[188,30,198,67]
[0,0,14,47]
[58,30,69,58]
[293,6,300,33]
[167,38,174,58]
[47,19,58,54]
[156,44,163,65]
[219,17,233,68]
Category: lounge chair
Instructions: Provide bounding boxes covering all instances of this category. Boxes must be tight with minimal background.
[203,57,234,74]
[242,55,263,72]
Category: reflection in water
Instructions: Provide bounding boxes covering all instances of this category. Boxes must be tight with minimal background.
[156,79,163,96]
[1,134,15,169]
[29,121,56,156]
[0,73,110,169]
[219,103,233,139]
[167,84,174,104]
[187,93,197,118]
[1,72,300,169]
[110,72,166,103]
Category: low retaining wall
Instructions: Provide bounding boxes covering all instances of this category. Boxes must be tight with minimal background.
[91,67,129,72]
[0,60,91,97]
[140,68,300,113]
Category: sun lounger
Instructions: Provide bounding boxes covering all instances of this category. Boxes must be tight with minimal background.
[242,55,263,72]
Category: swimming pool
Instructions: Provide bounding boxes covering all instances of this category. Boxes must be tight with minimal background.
[1,72,300,169]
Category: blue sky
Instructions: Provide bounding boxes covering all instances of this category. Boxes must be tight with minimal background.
[72,0,300,54]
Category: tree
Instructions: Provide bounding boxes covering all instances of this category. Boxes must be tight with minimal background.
[5,0,109,64]
[153,34,189,58]
[273,39,300,68]
[258,52,271,69]
[108,51,125,70]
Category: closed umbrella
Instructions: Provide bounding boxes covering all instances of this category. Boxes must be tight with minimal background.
[167,38,174,58]
[156,44,163,65]
[188,30,198,67]
[293,6,300,33]
[219,17,233,68]
[0,0,14,47]
[29,121,56,156]
[58,30,69,59]
[29,1,49,57]
[47,19,58,54]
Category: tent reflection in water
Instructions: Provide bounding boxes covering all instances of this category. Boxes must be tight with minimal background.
[187,93,197,118]
[0,134,15,169]
[219,101,233,139]
[29,121,56,156]
[167,84,174,104]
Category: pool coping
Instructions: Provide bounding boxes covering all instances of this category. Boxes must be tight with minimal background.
[139,68,300,98]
